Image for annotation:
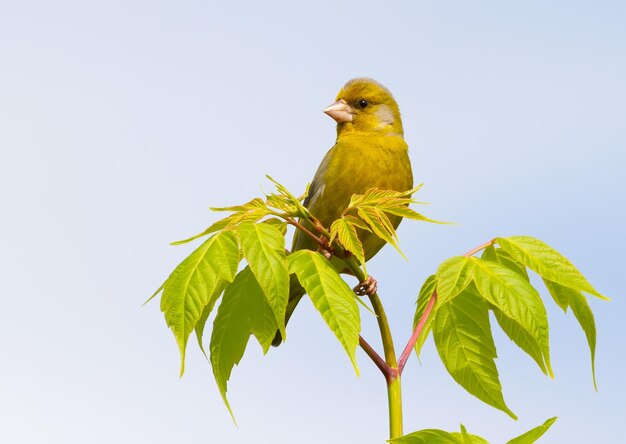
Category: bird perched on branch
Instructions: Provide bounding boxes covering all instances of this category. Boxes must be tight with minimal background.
[272,78,413,346]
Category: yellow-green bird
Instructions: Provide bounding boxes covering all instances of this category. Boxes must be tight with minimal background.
[272,78,413,346]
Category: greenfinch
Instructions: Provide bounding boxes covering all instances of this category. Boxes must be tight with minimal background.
[272,78,413,346]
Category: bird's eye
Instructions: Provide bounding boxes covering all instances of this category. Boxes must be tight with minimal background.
[358,99,368,109]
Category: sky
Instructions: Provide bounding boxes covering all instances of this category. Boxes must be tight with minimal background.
[0,1,624,443]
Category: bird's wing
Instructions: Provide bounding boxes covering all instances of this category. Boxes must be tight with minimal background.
[302,147,333,210]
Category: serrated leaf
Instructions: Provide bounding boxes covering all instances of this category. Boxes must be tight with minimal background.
[330,218,366,269]
[262,217,288,235]
[195,278,229,357]
[436,256,474,304]
[496,236,608,300]
[471,257,553,378]
[288,250,360,374]
[351,184,425,208]
[238,222,289,339]
[170,215,239,245]
[544,279,597,388]
[357,206,405,259]
[452,424,491,444]
[433,284,516,419]
[342,214,373,232]
[506,417,557,444]
[143,280,166,306]
[389,429,463,444]
[210,197,267,212]
[160,231,240,375]
[266,175,312,219]
[493,307,547,375]
[210,267,278,420]
[413,274,438,358]
[265,194,298,214]
[482,246,529,281]
[380,205,449,224]
[171,210,266,245]
[480,247,546,373]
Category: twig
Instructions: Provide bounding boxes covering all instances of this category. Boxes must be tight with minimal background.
[397,290,437,374]
[463,239,495,257]
[397,238,496,375]
[359,336,390,376]
[286,218,330,251]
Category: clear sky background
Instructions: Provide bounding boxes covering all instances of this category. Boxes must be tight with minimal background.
[1,1,624,443]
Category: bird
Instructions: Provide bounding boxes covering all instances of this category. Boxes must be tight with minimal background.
[272,78,413,346]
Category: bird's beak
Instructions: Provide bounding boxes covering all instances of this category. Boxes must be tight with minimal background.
[323,99,353,123]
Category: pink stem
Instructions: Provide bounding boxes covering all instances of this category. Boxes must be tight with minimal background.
[359,336,390,377]
[397,290,437,374]
[397,238,495,375]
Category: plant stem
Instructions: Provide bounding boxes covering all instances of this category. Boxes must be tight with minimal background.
[370,292,403,439]
[359,336,389,375]
[341,256,403,438]
[368,293,398,367]
[387,372,403,439]
[397,290,437,374]
[292,211,497,440]
[288,216,414,439]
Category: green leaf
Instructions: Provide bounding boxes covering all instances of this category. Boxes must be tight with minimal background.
[143,280,166,306]
[266,175,312,219]
[389,429,462,444]
[471,257,553,378]
[380,205,449,224]
[171,210,266,245]
[262,217,288,235]
[194,278,229,358]
[492,308,547,375]
[496,236,608,300]
[452,424,491,444]
[436,256,474,304]
[160,231,240,376]
[210,267,278,420]
[237,222,289,339]
[341,214,373,232]
[349,184,424,207]
[433,284,517,419]
[507,417,557,444]
[210,197,267,212]
[544,279,597,389]
[480,247,546,374]
[330,218,366,269]
[288,250,360,374]
[413,274,438,358]
[357,206,406,259]
[482,246,529,281]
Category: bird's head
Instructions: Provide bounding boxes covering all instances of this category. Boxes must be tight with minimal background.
[324,78,403,138]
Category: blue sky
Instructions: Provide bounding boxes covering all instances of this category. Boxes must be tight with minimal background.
[0,1,624,443]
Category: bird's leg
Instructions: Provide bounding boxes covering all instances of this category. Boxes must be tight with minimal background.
[353,276,378,297]
[317,235,335,260]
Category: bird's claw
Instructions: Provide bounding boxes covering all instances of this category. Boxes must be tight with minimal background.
[353,276,377,296]
[317,236,334,260]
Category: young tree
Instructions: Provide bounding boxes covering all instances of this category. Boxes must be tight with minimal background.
[147,177,607,443]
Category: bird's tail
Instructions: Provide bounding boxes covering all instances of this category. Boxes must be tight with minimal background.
[271,274,306,347]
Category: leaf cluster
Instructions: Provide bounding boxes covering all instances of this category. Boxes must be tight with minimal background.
[147,178,608,441]
[391,417,557,444]
[413,236,608,418]
[329,184,446,269]
[147,178,440,418]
